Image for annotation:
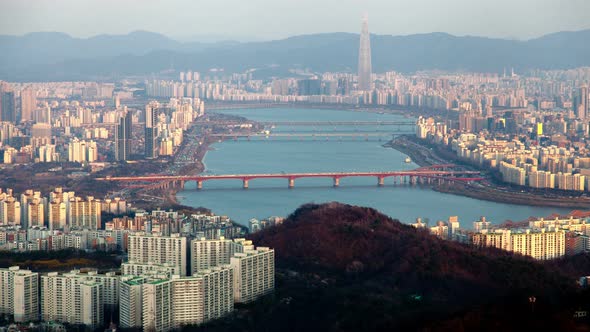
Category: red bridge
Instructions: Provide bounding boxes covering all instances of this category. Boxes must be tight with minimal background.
[98,165,483,190]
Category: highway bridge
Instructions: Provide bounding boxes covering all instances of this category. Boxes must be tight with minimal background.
[196,120,415,126]
[98,165,483,190]
[207,132,411,140]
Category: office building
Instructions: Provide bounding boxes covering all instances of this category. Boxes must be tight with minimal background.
[1,91,16,123]
[574,85,588,120]
[297,79,321,96]
[145,102,159,159]
[115,112,132,161]
[20,87,36,123]
[357,14,373,91]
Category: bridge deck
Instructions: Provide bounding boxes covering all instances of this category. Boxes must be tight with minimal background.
[99,169,481,182]
[198,121,415,126]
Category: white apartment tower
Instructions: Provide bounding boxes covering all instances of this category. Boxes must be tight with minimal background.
[142,279,173,332]
[190,236,239,274]
[128,233,188,276]
[119,276,146,329]
[13,269,39,322]
[41,272,103,327]
[230,246,275,303]
[0,267,39,322]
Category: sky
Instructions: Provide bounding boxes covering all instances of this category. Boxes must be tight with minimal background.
[0,0,589,41]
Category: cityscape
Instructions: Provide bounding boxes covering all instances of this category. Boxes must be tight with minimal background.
[0,0,590,331]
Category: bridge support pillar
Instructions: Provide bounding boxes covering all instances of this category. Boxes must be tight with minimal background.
[288,178,295,189]
[378,177,385,186]
[333,177,340,187]
[197,181,203,190]
[243,179,249,189]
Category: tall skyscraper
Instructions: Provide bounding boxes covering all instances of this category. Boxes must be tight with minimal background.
[115,112,132,161]
[1,91,16,123]
[145,102,158,159]
[574,85,588,120]
[357,14,373,91]
[19,87,36,123]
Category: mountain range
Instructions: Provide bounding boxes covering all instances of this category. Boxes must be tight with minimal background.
[1,30,590,81]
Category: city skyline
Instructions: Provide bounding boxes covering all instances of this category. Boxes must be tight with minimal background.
[0,0,589,41]
[1,1,590,330]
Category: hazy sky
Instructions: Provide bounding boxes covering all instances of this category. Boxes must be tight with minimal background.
[0,0,589,41]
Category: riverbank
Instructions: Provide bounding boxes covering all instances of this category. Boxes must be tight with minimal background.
[206,101,455,121]
[131,113,263,210]
[386,135,590,210]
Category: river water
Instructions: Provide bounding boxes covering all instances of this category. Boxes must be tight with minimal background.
[179,108,571,227]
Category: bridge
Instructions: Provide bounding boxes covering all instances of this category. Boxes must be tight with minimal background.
[208,132,411,140]
[97,165,483,190]
[197,121,415,127]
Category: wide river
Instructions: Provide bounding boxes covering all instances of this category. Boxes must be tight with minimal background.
[179,108,571,227]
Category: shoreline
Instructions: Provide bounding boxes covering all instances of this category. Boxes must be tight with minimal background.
[386,135,590,210]
[161,106,590,216]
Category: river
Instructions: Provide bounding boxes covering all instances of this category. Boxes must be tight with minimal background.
[179,108,571,227]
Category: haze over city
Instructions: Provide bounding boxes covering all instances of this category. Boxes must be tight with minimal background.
[1,1,590,331]
[1,0,590,40]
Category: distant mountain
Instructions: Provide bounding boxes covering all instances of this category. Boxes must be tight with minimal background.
[195,202,590,331]
[1,30,590,81]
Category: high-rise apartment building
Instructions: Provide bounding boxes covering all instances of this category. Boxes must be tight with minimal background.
[122,266,233,331]
[48,200,67,230]
[473,228,566,260]
[121,262,176,278]
[68,138,98,163]
[142,278,173,332]
[0,194,21,226]
[119,276,147,329]
[0,267,39,323]
[26,198,44,227]
[128,233,188,276]
[357,14,373,91]
[190,237,239,274]
[20,190,43,228]
[115,112,132,161]
[41,271,103,328]
[574,85,588,120]
[173,267,234,327]
[121,262,177,278]
[68,196,102,230]
[230,246,275,303]
[13,269,39,322]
